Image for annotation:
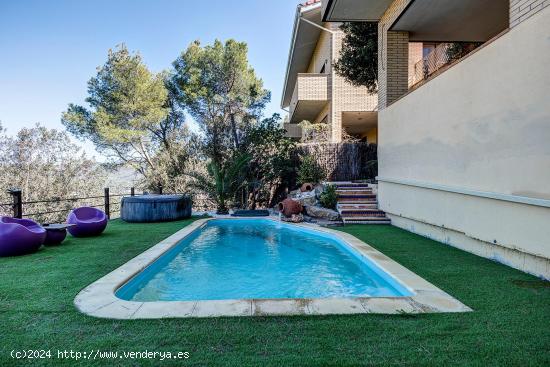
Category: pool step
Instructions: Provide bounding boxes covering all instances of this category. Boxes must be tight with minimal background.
[329,181,390,226]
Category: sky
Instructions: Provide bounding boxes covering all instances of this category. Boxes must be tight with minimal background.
[0,0,299,158]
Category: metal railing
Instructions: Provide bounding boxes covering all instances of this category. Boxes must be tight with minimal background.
[0,187,216,223]
[409,42,482,87]
[0,188,136,223]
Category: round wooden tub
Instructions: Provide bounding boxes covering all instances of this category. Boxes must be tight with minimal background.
[120,194,192,223]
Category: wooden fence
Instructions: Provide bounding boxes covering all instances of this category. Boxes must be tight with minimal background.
[295,142,377,182]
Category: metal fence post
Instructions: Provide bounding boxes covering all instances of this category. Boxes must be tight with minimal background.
[104,188,110,219]
[130,187,135,196]
[158,184,163,195]
[8,189,22,219]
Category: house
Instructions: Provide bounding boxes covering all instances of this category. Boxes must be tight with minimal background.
[321,0,550,279]
[281,0,378,143]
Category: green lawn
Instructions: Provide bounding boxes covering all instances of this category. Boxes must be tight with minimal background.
[1,218,548,366]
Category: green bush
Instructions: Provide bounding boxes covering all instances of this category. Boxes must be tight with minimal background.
[320,184,338,210]
[297,154,326,184]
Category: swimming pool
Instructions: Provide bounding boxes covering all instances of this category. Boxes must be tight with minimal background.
[75,218,471,318]
[116,219,412,301]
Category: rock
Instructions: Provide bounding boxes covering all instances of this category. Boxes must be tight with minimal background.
[314,184,325,198]
[280,213,304,223]
[291,190,318,207]
[305,205,340,221]
[289,188,301,197]
[290,213,304,223]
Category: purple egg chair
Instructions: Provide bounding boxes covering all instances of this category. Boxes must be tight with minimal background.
[0,217,46,257]
[67,207,108,237]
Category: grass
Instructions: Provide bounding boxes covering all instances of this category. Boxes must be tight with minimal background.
[1,218,548,366]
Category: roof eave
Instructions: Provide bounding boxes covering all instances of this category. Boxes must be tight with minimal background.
[281,2,323,109]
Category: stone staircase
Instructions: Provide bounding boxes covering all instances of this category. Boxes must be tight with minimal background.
[332,182,391,225]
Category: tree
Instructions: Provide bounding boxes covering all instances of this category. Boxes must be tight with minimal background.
[445,42,483,63]
[297,154,326,185]
[171,39,270,164]
[0,123,106,223]
[241,114,296,208]
[188,153,250,214]
[61,44,191,192]
[334,22,378,93]
[171,39,271,211]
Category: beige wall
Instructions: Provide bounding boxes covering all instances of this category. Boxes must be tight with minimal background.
[378,7,550,279]
[307,23,333,74]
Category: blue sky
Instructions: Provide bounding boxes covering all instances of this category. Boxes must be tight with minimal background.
[0,0,298,157]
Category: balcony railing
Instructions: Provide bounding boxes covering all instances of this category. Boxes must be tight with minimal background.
[409,42,482,87]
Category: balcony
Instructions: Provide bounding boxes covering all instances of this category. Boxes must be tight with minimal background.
[408,42,482,88]
[289,73,329,124]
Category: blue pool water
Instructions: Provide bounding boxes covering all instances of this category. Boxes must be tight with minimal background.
[116,219,411,301]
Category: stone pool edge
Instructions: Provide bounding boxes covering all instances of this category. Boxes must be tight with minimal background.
[74,217,472,319]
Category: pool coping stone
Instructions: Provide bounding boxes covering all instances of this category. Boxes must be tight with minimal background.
[74,217,472,318]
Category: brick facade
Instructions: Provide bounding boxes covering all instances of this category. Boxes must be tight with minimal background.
[303,22,377,142]
[510,0,550,27]
[331,27,378,141]
[377,0,413,110]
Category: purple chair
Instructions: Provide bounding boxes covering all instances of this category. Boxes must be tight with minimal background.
[0,217,46,257]
[67,207,108,237]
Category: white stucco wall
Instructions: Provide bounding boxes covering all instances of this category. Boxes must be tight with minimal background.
[377,7,550,278]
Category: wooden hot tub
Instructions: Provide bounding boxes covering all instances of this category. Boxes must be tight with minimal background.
[120,194,192,223]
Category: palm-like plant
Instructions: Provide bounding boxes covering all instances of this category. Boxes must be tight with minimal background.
[190,153,250,214]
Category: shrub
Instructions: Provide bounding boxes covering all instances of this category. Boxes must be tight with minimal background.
[297,154,326,184]
[319,184,338,210]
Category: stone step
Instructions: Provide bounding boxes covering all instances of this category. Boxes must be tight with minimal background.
[337,198,377,204]
[343,218,391,225]
[343,215,389,220]
[334,185,371,189]
[340,208,386,214]
[337,203,378,209]
[337,193,377,198]
[336,189,374,195]
[341,212,387,219]
[337,201,378,206]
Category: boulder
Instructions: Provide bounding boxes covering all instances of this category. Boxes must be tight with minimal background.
[305,205,341,221]
[314,184,325,198]
[280,213,304,223]
[291,190,318,207]
[289,189,319,206]
[289,188,301,197]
